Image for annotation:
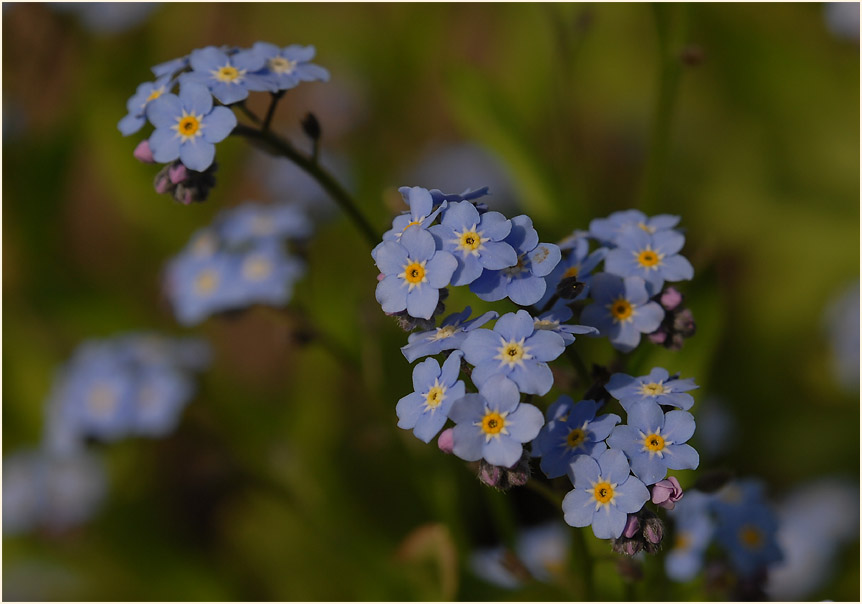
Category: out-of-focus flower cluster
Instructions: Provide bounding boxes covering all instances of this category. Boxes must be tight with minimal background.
[164,201,312,326]
[5,333,211,535]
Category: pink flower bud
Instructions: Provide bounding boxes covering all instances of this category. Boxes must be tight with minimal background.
[154,174,172,194]
[133,140,155,163]
[437,428,454,454]
[623,513,641,538]
[168,163,188,184]
[377,273,385,282]
[660,287,683,311]
[648,329,668,344]
[651,476,684,510]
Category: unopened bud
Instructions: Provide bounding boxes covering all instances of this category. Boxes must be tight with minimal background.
[301,112,321,141]
[651,476,684,510]
[133,140,155,163]
[642,512,664,547]
[477,451,532,491]
[154,167,172,194]
[623,513,641,538]
[437,428,454,454]
[556,276,586,300]
[612,537,643,557]
[673,308,696,337]
[659,287,683,311]
[168,163,188,185]
[648,329,668,344]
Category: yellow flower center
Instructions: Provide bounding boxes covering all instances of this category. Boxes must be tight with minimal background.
[637,248,661,268]
[533,319,558,330]
[674,532,691,550]
[566,427,586,449]
[496,340,528,366]
[269,56,296,74]
[643,432,666,452]
[480,411,506,436]
[425,385,445,409]
[194,268,219,295]
[563,266,580,279]
[609,298,633,321]
[503,255,527,277]
[403,261,426,284]
[640,382,666,396]
[192,232,218,257]
[214,65,242,82]
[432,325,458,340]
[402,219,422,232]
[638,221,656,234]
[460,231,482,251]
[87,383,117,417]
[739,525,763,550]
[242,256,272,281]
[145,88,163,104]
[593,481,615,504]
[251,215,276,236]
[176,113,202,141]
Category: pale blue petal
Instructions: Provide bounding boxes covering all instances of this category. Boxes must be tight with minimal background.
[400,225,436,261]
[507,275,545,306]
[524,330,565,362]
[660,254,694,282]
[483,436,523,467]
[375,275,407,313]
[179,82,213,115]
[504,403,544,442]
[562,488,595,528]
[201,106,236,143]
[653,230,685,256]
[622,276,650,305]
[479,241,518,270]
[374,241,409,275]
[440,350,464,385]
[413,410,447,443]
[470,361,507,389]
[480,211,511,241]
[613,476,650,513]
[528,243,561,277]
[396,393,424,429]
[664,444,699,471]
[477,375,521,412]
[146,94,182,128]
[598,449,632,484]
[412,357,441,392]
[494,310,535,341]
[452,423,484,461]
[148,128,180,163]
[448,393,484,423]
[189,46,225,73]
[406,286,438,320]
[591,506,627,539]
[440,200,479,228]
[424,251,457,288]
[510,362,553,396]
[470,270,508,301]
[461,329,502,365]
[632,301,664,333]
[179,139,215,171]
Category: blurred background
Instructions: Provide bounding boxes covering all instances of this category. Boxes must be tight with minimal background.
[3,2,859,600]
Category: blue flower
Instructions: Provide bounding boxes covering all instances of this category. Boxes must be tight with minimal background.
[562,449,650,539]
[532,306,598,346]
[151,55,189,79]
[534,398,620,478]
[118,76,172,136]
[229,241,306,309]
[216,202,314,246]
[146,82,237,171]
[400,306,498,363]
[606,400,699,485]
[449,374,544,467]
[469,215,561,306]
[429,200,517,286]
[461,309,565,396]
[580,273,664,352]
[396,351,465,443]
[379,186,447,244]
[179,45,273,104]
[133,366,194,437]
[429,186,490,206]
[250,42,330,91]
[530,395,576,458]
[164,249,238,326]
[665,490,715,582]
[589,209,680,247]
[604,228,694,293]
[536,239,607,307]
[374,225,457,320]
[713,494,783,577]
[605,367,698,412]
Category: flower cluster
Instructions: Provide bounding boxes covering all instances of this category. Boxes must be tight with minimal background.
[119,43,329,199]
[164,201,312,326]
[374,188,703,546]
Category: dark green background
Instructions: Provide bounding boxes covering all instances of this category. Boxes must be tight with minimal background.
[3,3,859,600]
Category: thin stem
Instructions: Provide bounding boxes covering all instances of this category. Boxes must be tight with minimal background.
[262,92,284,132]
[564,346,590,387]
[638,3,689,213]
[232,124,378,246]
[235,101,262,125]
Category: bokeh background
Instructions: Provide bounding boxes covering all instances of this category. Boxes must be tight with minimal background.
[3,2,859,601]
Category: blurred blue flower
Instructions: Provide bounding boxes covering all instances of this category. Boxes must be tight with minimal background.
[449,375,544,467]
[605,367,698,412]
[146,82,237,171]
[251,42,330,91]
[152,55,189,79]
[430,200,517,286]
[533,398,619,478]
[216,202,314,246]
[400,306,497,363]
[562,449,649,539]
[461,309,565,396]
[180,45,273,104]
[428,186,491,206]
[532,306,598,346]
[50,2,156,34]
[396,351,465,443]
[230,241,305,309]
[606,400,699,485]
[589,209,680,247]
[580,273,664,352]
[714,496,783,578]
[824,2,860,41]
[469,215,561,306]
[665,490,715,582]
[3,449,107,535]
[515,522,571,582]
[118,76,172,136]
[165,249,239,326]
[822,281,860,392]
[604,229,693,294]
[374,225,457,320]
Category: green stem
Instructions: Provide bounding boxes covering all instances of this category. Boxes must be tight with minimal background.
[262,92,284,132]
[638,3,689,213]
[570,526,595,599]
[235,101,262,125]
[232,124,378,246]
[564,346,591,387]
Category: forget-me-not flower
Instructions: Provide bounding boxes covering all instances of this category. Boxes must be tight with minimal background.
[665,490,715,582]
[461,309,565,396]
[379,186,447,245]
[146,82,237,171]
[580,273,664,352]
[589,209,680,247]
[469,215,561,306]
[251,42,330,91]
[449,374,544,468]
[118,76,172,136]
[604,228,694,294]
[400,306,497,363]
[165,249,238,326]
[562,449,650,539]
[606,367,698,412]
[713,496,783,577]
[374,225,457,320]
[217,202,314,246]
[606,400,699,485]
[396,351,465,443]
[532,306,598,346]
[533,398,620,478]
[180,45,273,104]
